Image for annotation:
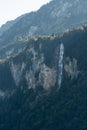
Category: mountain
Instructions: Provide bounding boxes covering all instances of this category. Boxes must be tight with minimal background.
[0,25,87,130]
[0,0,87,59]
[0,15,24,36]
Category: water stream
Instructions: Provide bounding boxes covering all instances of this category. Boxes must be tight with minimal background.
[57,43,64,88]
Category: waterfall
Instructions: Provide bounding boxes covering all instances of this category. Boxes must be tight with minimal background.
[58,43,64,88]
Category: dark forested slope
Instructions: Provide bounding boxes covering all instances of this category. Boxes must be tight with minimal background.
[0,25,87,129]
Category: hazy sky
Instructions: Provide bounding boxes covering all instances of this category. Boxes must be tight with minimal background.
[0,0,50,26]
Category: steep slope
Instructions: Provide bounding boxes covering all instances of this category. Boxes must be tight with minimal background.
[0,25,87,130]
[0,0,87,59]
[0,15,24,36]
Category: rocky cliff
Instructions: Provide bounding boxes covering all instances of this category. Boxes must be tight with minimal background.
[0,25,87,130]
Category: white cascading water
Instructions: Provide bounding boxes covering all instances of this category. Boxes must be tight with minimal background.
[58,43,64,88]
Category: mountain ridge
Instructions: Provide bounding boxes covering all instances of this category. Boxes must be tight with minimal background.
[0,0,87,60]
[1,0,87,41]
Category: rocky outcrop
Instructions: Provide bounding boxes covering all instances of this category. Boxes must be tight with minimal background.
[64,57,79,79]
[10,62,26,86]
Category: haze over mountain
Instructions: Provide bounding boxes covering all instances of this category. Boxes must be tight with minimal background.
[0,0,87,130]
[0,0,87,60]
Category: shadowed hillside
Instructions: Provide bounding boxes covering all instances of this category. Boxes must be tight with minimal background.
[0,25,87,129]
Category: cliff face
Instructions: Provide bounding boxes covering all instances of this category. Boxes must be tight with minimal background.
[0,25,87,130]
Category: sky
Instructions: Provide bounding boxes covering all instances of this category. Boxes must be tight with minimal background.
[0,0,50,27]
